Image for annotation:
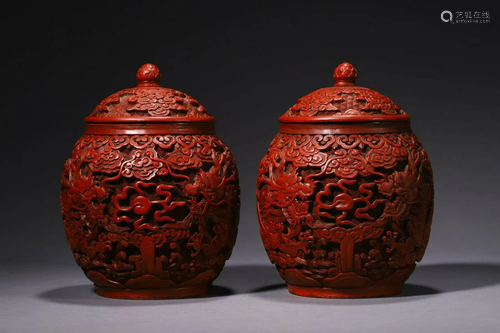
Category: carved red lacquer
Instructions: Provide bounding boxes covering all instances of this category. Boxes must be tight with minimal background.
[61,64,240,299]
[256,62,434,298]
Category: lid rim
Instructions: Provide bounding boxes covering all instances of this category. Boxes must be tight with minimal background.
[85,122,216,135]
[279,121,411,134]
[85,116,216,123]
[279,114,410,123]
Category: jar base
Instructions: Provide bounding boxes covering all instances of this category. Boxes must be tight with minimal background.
[95,284,211,300]
[287,283,403,298]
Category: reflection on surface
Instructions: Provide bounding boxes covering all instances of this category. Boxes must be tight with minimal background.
[242,263,500,304]
[37,263,500,306]
[38,284,234,306]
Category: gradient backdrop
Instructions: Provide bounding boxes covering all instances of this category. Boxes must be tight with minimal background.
[1,1,499,275]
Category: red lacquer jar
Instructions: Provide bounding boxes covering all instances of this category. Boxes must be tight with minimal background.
[256,62,434,298]
[61,64,240,299]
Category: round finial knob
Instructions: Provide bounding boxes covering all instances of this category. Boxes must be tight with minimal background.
[333,62,357,86]
[136,63,161,86]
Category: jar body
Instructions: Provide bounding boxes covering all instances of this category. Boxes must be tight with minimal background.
[256,129,433,298]
[61,133,239,299]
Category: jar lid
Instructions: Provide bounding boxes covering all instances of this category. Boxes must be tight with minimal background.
[85,63,215,124]
[279,62,410,123]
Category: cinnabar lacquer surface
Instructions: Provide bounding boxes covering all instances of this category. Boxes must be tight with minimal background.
[256,63,434,298]
[61,64,240,299]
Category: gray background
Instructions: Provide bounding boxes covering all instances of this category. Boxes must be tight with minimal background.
[1,1,499,332]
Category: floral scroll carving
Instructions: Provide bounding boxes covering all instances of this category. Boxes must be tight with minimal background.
[90,88,211,118]
[284,87,406,117]
[256,132,433,292]
[61,134,239,290]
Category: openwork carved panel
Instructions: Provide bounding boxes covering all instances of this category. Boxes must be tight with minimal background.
[256,132,433,292]
[61,134,239,291]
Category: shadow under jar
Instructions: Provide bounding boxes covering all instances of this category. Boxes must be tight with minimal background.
[256,62,434,298]
[60,64,240,299]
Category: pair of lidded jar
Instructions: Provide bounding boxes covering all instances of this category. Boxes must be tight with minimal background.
[61,62,433,299]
